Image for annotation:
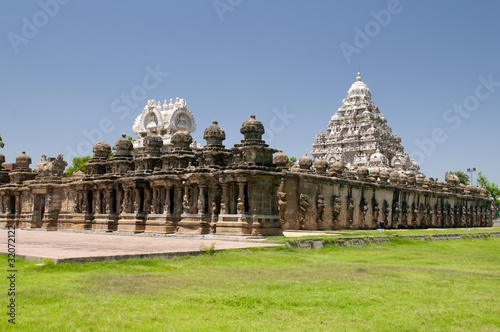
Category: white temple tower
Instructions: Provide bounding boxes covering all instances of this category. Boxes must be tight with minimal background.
[132,98,201,151]
[311,73,419,172]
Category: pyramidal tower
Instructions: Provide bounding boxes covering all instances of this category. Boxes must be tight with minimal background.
[311,73,419,172]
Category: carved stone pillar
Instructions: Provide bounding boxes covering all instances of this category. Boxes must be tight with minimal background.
[122,189,129,213]
[220,184,229,214]
[116,189,123,214]
[163,186,171,215]
[134,189,140,213]
[74,191,81,213]
[94,190,101,214]
[152,189,158,214]
[174,186,183,215]
[45,194,52,215]
[237,182,245,214]
[105,190,112,214]
[182,185,190,214]
[82,190,88,213]
[144,189,152,214]
[197,185,206,215]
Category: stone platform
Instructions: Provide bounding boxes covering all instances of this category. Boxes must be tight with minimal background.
[0,229,280,264]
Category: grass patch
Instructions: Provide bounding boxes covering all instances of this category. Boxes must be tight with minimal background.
[2,238,499,331]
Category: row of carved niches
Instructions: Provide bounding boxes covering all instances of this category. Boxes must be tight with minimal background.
[273,152,487,198]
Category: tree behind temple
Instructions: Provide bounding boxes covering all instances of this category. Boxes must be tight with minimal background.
[453,171,469,185]
[477,172,500,212]
[65,156,91,177]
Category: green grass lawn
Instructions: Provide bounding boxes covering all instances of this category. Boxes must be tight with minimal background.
[3,238,499,331]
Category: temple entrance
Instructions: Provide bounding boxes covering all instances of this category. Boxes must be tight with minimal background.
[32,195,45,228]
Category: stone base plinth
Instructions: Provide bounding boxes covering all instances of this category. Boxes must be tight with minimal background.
[144,214,178,234]
[117,213,145,233]
[0,214,15,228]
[56,213,93,230]
[41,213,60,231]
[216,214,283,236]
[92,214,118,232]
[177,214,210,234]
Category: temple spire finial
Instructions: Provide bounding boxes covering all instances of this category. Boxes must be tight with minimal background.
[356,72,362,81]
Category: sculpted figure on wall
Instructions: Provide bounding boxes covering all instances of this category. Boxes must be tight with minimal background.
[278,192,287,226]
[392,200,400,227]
[372,198,380,224]
[331,196,341,228]
[316,194,325,229]
[360,197,368,224]
[347,196,354,226]
[299,194,309,230]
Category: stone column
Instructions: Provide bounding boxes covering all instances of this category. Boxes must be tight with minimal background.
[82,190,88,214]
[152,188,158,214]
[94,191,100,214]
[105,190,112,214]
[163,186,171,215]
[182,185,190,214]
[174,186,182,215]
[144,189,152,214]
[237,182,245,214]
[74,191,81,213]
[0,195,4,214]
[220,184,229,214]
[122,189,129,213]
[197,185,206,215]
[134,189,140,213]
[116,189,123,214]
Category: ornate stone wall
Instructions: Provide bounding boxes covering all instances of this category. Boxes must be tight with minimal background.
[277,167,492,230]
[0,83,493,235]
[0,115,283,236]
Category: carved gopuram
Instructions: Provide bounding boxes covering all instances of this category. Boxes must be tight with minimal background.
[0,80,494,235]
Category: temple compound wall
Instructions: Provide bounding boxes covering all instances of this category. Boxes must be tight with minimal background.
[0,81,494,235]
[276,159,492,230]
[0,128,492,236]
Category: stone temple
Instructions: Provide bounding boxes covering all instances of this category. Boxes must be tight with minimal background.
[311,73,418,172]
[0,74,493,235]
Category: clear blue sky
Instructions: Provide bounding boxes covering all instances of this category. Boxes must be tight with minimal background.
[1,0,499,185]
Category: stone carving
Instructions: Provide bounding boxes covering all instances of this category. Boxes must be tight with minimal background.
[372,198,380,223]
[73,192,81,213]
[278,192,287,225]
[331,196,342,225]
[382,200,390,224]
[299,194,309,230]
[316,195,325,229]
[34,154,68,177]
[182,189,190,214]
[347,196,354,226]
[360,197,368,224]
